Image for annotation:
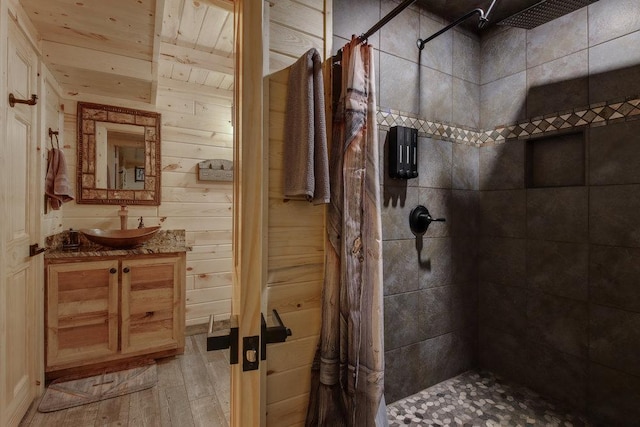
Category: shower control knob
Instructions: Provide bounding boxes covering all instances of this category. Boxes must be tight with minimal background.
[409,205,446,236]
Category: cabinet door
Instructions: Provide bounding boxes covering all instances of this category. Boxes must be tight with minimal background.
[121,256,184,355]
[47,260,119,369]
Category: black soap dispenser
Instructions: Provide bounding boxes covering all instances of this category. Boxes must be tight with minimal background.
[388,125,418,179]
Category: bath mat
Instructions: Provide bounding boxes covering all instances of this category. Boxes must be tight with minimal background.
[38,360,157,412]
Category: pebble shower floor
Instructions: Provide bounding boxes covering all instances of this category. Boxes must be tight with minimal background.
[386,370,592,426]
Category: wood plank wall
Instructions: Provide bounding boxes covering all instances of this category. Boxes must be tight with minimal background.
[56,87,233,327]
[265,0,331,425]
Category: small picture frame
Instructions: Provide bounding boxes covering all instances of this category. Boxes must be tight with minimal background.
[134,166,145,182]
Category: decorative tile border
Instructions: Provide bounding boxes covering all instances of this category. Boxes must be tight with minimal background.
[378,96,640,145]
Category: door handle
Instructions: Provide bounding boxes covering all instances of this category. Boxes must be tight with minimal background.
[206,315,239,365]
[261,309,292,360]
[29,243,46,257]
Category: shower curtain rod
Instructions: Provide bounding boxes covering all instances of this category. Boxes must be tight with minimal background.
[333,0,499,60]
[333,0,417,61]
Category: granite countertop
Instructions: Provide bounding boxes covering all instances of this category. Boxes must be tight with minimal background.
[45,229,188,259]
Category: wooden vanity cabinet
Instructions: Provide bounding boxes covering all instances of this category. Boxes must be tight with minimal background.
[46,253,185,375]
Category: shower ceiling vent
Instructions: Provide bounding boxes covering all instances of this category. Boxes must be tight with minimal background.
[497,0,599,30]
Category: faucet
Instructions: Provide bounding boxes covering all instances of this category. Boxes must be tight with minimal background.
[138,216,145,228]
[118,205,128,230]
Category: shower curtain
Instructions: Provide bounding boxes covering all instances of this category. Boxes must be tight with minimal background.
[306,37,386,427]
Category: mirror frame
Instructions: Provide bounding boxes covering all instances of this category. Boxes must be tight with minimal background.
[76,102,161,205]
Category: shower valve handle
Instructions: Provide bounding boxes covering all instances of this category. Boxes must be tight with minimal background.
[409,205,446,236]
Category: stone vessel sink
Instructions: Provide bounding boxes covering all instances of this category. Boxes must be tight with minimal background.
[80,226,161,249]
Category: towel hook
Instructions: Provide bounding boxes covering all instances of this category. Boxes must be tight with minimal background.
[9,93,38,107]
[48,128,60,149]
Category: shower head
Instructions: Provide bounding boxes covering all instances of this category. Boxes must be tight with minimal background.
[478,0,499,29]
[497,0,599,29]
[417,0,498,50]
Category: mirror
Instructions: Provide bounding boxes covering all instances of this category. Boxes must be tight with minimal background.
[77,102,161,205]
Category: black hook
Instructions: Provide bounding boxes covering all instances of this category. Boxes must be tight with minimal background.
[9,93,37,107]
[48,128,60,149]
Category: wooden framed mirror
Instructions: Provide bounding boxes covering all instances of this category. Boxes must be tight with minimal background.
[76,102,161,205]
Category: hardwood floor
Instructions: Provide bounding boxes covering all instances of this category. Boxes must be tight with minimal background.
[19,334,230,427]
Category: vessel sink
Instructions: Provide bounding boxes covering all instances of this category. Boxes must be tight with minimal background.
[80,226,161,249]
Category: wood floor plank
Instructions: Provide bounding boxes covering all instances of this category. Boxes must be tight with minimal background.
[159,385,196,427]
[63,401,99,425]
[190,395,228,427]
[28,406,67,426]
[206,358,230,411]
[95,394,131,424]
[20,334,230,426]
[128,386,162,426]
[179,336,216,401]
[157,356,186,388]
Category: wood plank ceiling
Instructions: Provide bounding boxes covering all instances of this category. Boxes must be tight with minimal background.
[19,0,234,105]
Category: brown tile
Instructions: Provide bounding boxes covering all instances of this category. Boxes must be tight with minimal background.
[383,239,421,295]
[479,282,526,336]
[419,66,452,123]
[479,237,526,288]
[478,327,527,385]
[480,27,526,85]
[381,0,421,62]
[527,187,588,243]
[526,240,588,301]
[590,245,640,312]
[479,190,526,238]
[452,144,479,190]
[418,137,452,189]
[382,185,421,240]
[417,237,453,289]
[589,0,640,47]
[590,120,640,185]
[419,13,453,74]
[453,30,480,84]
[526,7,587,68]
[590,184,640,247]
[526,51,589,119]
[333,0,380,46]
[450,190,479,237]
[588,363,640,427]
[590,304,640,377]
[527,291,588,358]
[480,72,527,130]
[380,52,421,115]
[452,78,480,129]
[526,343,587,412]
[479,140,525,190]
[452,237,478,284]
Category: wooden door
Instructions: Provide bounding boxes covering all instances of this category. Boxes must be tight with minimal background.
[231,0,267,426]
[0,17,40,426]
[46,260,119,371]
[121,255,185,355]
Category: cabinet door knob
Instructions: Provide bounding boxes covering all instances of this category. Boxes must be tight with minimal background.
[123,267,130,273]
[109,268,117,274]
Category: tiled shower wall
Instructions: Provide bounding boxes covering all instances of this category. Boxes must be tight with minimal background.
[334,0,640,422]
[478,1,640,425]
[334,0,482,404]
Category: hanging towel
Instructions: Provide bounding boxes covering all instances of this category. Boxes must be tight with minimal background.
[45,148,74,210]
[283,48,330,204]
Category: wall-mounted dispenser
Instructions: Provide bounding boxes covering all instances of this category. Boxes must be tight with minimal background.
[388,126,418,179]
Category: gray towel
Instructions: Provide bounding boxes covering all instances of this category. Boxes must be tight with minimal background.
[45,148,74,210]
[283,48,330,204]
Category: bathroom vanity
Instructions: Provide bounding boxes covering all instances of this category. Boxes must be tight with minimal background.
[44,230,187,378]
